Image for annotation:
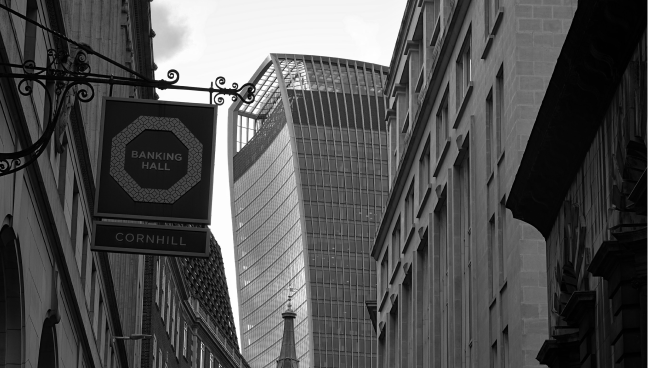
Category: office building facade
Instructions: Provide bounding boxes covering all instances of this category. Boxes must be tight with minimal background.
[371,0,577,367]
[228,54,388,368]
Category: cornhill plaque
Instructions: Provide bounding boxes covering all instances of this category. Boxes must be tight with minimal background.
[93,97,217,257]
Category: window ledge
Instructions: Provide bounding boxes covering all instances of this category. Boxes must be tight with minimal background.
[497,149,505,165]
[417,226,428,250]
[402,225,415,254]
[500,279,508,293]
[390,262,402,284]
[454,82,474,129]
[491,7,504,36]
[481,8,504,60]
[481,35,494,60]
[417,185,432,217]
[415,66,425,94]
[487,170,494,186]
[489,296,497,309]
[429,15,442,47]
[434,184,447,211]
[401,109,411,133]
[433,138,451,178]
[380,289,389,310]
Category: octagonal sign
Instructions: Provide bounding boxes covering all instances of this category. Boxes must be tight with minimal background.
[110,116,203,204]
[95,97,217,224]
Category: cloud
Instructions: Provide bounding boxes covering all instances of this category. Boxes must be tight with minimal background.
[151,2,190,62]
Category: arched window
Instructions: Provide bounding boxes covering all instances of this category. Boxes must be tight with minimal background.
[36,318,58,368]
[0,224,25,367]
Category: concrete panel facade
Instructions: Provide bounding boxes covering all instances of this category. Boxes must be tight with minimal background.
[371,0,577,367]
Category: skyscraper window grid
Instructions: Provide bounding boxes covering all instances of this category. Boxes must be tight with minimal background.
[229,54,388,368]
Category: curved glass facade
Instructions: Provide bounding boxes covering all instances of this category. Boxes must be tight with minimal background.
[230,54,388,368]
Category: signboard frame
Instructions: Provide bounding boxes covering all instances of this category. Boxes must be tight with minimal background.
[93,97,217,224]
[92,221,211,257]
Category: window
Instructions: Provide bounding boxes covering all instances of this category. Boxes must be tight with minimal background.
[496,66,504,156]
[200,341,205,368]
[436,199,449,366]
[80,225,89,288]
[380,250,388,299]
[503,327,509,368]
[104,324,110,364]
[43,80,55,130]
[485,0,501,36]
[155,258,160,306]
[456,30,472,108]
[419,138,431,199]
[166,284,171,333]
[98,298,105,347]
[158,349,162,368]
[176,312,181,357]
[486,89,494,176]
[404,181,414,237]
[436,90,449,157]
[71,184,82,272]
[183,323,187,357]
[171,301,176,346]
[24,0,38,77]
[109,347,115,368]
[57,137,68,202]
[161,269,166,320]
[491,341,498,368]
[210,353,214,368]
[153,336,157,368]
[489,216,496,297]
[417,227,430,368]
[90,262,97,335]
[499,199,506,282]
[457,151,473,347]
[391,221,401,270]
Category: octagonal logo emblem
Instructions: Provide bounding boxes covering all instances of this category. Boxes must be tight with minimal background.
[109,116,203,204]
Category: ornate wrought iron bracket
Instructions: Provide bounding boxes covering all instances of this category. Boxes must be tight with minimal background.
[0,4,255,176]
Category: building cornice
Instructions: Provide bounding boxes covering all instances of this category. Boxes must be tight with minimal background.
[372,0,472,260]
[384,0,418,96]
[505,0,647,237]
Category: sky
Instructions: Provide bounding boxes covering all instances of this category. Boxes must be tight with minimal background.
[150,0,407,346]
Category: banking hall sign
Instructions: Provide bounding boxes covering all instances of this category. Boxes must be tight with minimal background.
[92,98,217,257]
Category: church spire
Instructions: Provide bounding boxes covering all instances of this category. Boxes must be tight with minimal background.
[277,288,299,368]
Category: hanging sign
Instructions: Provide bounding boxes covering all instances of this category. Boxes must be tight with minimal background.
[92,97,216,258]
[92,222,210,257]
[94,97,217,223]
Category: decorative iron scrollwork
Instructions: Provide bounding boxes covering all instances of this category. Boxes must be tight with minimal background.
[0,3,255,177]
[212,76,256,105]
[0,69,96,176]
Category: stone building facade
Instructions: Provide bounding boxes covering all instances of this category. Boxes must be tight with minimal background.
[507,0,647,366]
[0,1,154,368]
[142,235,250,368]
[370,0,577,367]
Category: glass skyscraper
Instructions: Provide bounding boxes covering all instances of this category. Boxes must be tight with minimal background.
[228,54,388,368]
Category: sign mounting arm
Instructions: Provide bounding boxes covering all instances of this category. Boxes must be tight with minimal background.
[0,4,255,177]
